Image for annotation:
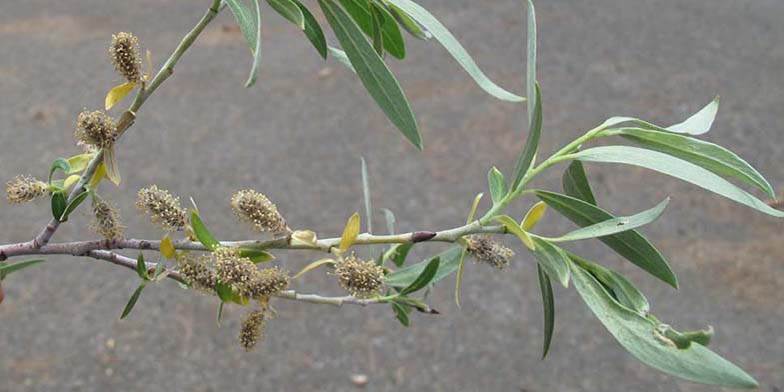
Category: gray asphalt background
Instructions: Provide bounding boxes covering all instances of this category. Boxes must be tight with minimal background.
[1,0,783,391]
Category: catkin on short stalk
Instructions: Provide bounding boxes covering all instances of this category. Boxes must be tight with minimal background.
[136,185,187,231]
[239,309,266,351]
[231,189,289,234]
[464,235,514,269]
[90,198,124,240]
[178,254,217,292]
[110,32,143,84]
[335,254,384,298]
[75,110,117,149]
[6,176,48,204]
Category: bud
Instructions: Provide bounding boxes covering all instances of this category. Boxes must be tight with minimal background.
[136,185,187,231]
[90,197,124,240]
[464,235,514,269]
[75,110,117,149]
[110,32,142,84]
[6,175,48,204]
[178,254,217,292]
[246,266,290,298]
[231,190,289,234]
[335,254,384,298]
[238,309,266,351]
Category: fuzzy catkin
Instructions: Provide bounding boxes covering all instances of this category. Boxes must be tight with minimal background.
[110,32,142,83]
[6,176,48,204]
[238,309,266,351]
[335,254,384,298]
[75,110,117,149]
[464,235,514,269]
[90,198,124,240]
[231,190,288,234]
[136,185,187,231]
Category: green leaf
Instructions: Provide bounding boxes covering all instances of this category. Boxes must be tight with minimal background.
[239,249,275,263]
[399,256,439,295]
[391,301,410,326]
[328,46,356,73]
[217,302,225,326]
[225,0,262,87]
[320,0,421,149]
[572,146,784,217]
[384,0,524,102]
[530,237,570,287]
[361,157,373,236]
[569,260,758,388]
[49,158,71,184]
[488,166,507,205]
[492,215,535,250]
[291,0,328,59]
[562,160,596,205]
[59,190,89,222]
[385,247,462,288]
[66,154,93,174]
[120,283,146,320]
[525,0,536,124]
[547,198,669,242]
[382,207,396,234]
[384,2,430,40]
[537,264,554,359]
[370,2,385,57]
[568,253,649,315]
[0,259,45,280]
[337,0,405,59]
[136,253,149,281]
[610,127,775,198]
[215,282,234,303]
[51,191,66,221]
[534,190,678,288]
[383,243,413,267]
[667,96,719,135]
[511,82,542,191]
[266,0,304,29]
[190,211,220,250]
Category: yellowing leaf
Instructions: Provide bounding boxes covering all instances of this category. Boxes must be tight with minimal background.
[293,258,335,279]
[160,235,176,260]
[66,154,93,174]
[521,201,547,231]
[63,175,81,191]
[290,230,318,247]
[339,212,361,252]
[493,215,535,250]
[89,162,107,187]
[105,81,137,110]
[103,146,121,185]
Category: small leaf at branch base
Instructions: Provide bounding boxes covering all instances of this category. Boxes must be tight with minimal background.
[103,146,121,185]
[59,190,90,222]
[136,253,149,281]
[51,191,67,221]
[492,215,535,250]
[89,163,107,188]
[160,235,176,260]
[521,201,547,231]
[66,154,93,174]
[105,81,137,110]
[488,167,507,205]
[239,249,275,263]
[293,258,335,279]
[49,158,71,184]
[385,247,462,288]
[339,212,361,252]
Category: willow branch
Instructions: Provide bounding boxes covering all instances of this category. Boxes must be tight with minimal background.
[28,0,222,250]
[0,222,506,260]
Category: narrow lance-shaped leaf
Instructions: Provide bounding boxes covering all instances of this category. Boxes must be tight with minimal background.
[245,0,263,87]
[190,211,220,250]
[572,146,784,217]
[291,0,327,59]
[51,191,66,221]
[562,160,596,205]
[525,0,536,124]
[534,190,678,288]
[339,212,361,252]
[328,46,356,73]
[384,0,524,102]
[399,256,439,295]
[384,2,430,40]
[0,259,45,279]
[667,96,719,135]
[385,247,462,288]
[319,0,421,149]
[568,252,649,315]
[136,253,149,281]
[546,198,670,242]
[370,2,385,57]
[225,0,262,87]
[120,283,146,320]
[455,192,483,306]
[59,190,90,222]
[391,301,410,326]
[488,167,507,205]
[361,157,373,237]
[537,264,555,359]
[511,82,542,191]
[266,0,305,29]
[569,260,758,388]
[337,0,405,59]
[492,215,535,250]
[608,127,775,198]
[530,237,570,287]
